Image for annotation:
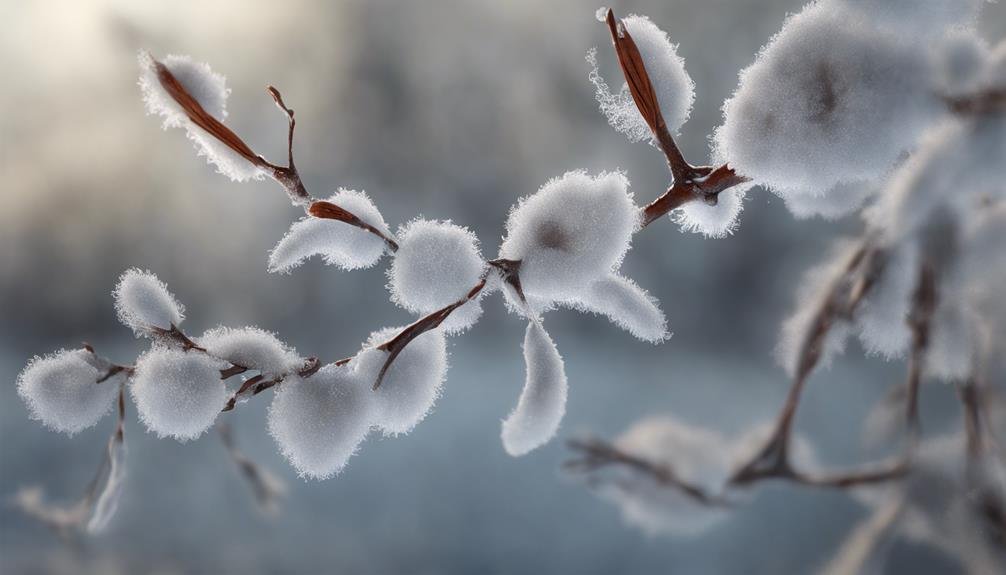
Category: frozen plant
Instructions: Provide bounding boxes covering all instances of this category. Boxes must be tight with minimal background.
[14,4,1006,565]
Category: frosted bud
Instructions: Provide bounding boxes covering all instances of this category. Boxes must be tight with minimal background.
[836,0,984,39]
[130,347,228,441]
[500,170,639,307]
[198,326,305,377]
[353,326,448,436]
[855,243,918,359]
[267,364,373,479]
[388,219,486,334]
[715,2,936,198]
[597,416,732,536]
[572,274,668,343]
[588,14,695,142]
[776,240,860,376]
[17,349,117,435]
[671,183,751,237]
[501,321,568,456]
[269,189,391,273]
[113,268,185,336]
[138,52,264,182]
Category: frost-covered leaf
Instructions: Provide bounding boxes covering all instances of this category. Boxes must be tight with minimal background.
[499,170,639,306]
[138,52,265,182]
[86,426,127,534]
[113,268,185,336]
[130,347,227,441]
[501,321,568,456]
[17,349,117,435]
[574,274,668,343]
[267,364,373,479]
[199,326,305,377]
[354,326,447,436]
[715,1,937,200]
[588,13,695,142]
[268,189,391,273]
[388,219,486,334]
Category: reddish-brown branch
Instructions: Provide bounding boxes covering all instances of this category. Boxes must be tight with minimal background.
[904,263,937,437]
[603,9,749,228]
[946,88,1006,116]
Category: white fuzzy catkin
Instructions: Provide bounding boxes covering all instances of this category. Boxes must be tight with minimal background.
[269,189,392,273]
[130,347,228,441]
[715,1,937,200]
[138,52,264,182]
[501,321,568,456]
[267,365,373,479]
[113,268,185,336]
[499,170,639,308]
[353,326,448,436]
[17,349,117,435]
[198,326,305,377]
[875,116,1006,243]
[388,219,486,334]
[855,243,918,359]
[598,415,732,536]
[573,274,668,343]
[587,14,695,143]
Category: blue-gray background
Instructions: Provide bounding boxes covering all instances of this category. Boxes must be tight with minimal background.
[1,1,1003,573]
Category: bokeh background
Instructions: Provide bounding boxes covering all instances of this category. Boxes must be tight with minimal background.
[2,1,1004,573]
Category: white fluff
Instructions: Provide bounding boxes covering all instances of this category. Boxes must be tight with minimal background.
[138,52,264,182]
[715,1,937,199]
[268,189,391,273]
[671,183,750,238]
[855,243,918,359]
[17,349,117,435]
[784,180,876,221]
[572,274,668,343]
[130,347,228,441]
[836,0,984,39]
[113,268,185,336]
[267,365,373,480]
[501,321,568,456]
[499,170,639,308]
[587,14,695,143]
[388,219,486,334]
[598,415,732,536]
[198,326,305,377]
[353,326,448,436]
[874,116,1006,244]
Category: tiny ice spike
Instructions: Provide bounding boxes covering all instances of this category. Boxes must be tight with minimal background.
[354,326,447,436]
[267,364,374,480]
[388,219,486,334]
[501,321,568,456]
[113,268,186,336]
[130,347,228,441]
[17,349,118,435]
[269,189,391,273]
